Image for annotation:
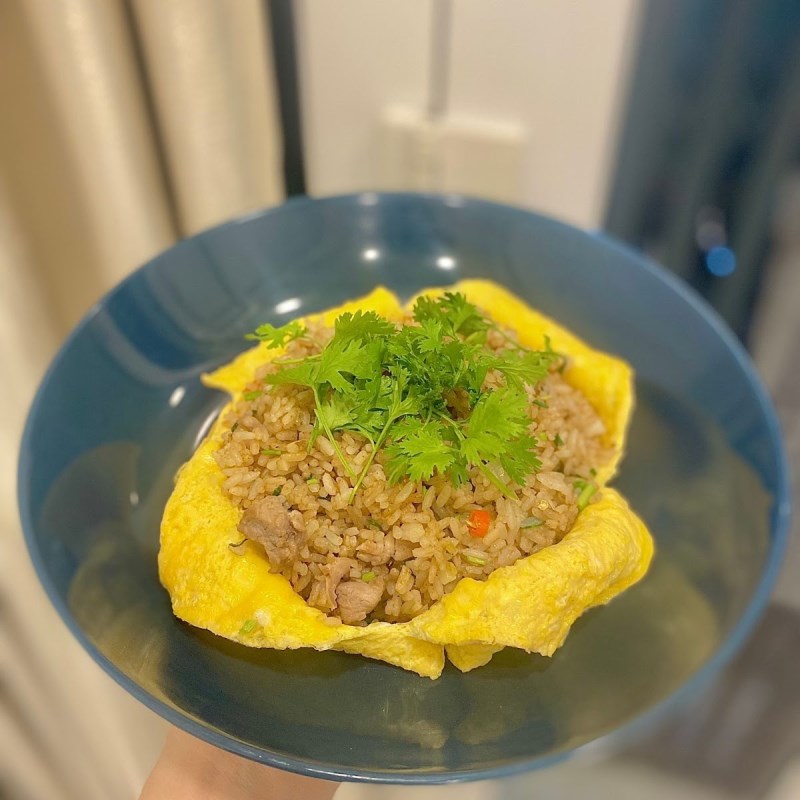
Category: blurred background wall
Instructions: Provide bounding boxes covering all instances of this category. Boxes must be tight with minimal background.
[2,1,799,798]
[298,0,638,228]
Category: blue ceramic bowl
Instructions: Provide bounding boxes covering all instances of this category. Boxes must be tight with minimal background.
[18,194,790,783]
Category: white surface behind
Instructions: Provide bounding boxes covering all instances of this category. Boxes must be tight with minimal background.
[297,0,432,204]
[297,0,641,229]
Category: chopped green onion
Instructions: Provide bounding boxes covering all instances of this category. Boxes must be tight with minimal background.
[243,390,262,401]
[261,448,281,456]
[306,476,319,484]
[520,516,544,528]
[272,486,282,496]
[577,483,596,510]
[550,343,567,375]
[365,518,384,531]
[464,553,488,566]
[589,467,597,477]
[554,433,564,448]
[239,619,257,635]
[361,570,376,582]
[231,422,239,432]
[533,399,549,408]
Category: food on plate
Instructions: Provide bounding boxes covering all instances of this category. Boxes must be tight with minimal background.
[159,280,653,678]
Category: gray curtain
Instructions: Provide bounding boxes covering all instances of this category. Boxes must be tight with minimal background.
[1,2,282,797]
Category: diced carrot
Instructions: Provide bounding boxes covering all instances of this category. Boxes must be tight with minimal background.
[468,509,491,538]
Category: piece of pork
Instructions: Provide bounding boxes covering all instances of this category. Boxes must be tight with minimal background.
[322,557,357,608]
[335,577,385,625]
[237,496,306,569]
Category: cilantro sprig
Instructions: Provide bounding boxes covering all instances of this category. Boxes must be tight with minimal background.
[246,293,559,500]
[246,319,307,348]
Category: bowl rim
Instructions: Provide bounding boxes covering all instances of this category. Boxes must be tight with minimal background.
[17,191,792,783]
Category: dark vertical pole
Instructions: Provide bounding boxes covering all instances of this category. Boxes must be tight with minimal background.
[265,0,307,196]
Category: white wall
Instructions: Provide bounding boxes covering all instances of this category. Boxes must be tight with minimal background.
[296,1,432,201]
[297,0,641,229]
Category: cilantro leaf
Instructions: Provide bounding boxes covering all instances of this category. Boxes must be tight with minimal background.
[316,337,381,391]
[271,337,380,393]
[413,292,487,337]
[416,318,444,354]
[316,394,355,432]
[499,434,542,484]
[387,415,423,443]
[266,359,319,389]
[246,320,307,348]
[385,421,456,483]
[458,389,539,490]
[409,295,439,327]
[489,348,558,390]
[334,310,395,342]
[254,291,554,499]
[460,389,529,463]
[445,459,471,486]
[439,292,490,336]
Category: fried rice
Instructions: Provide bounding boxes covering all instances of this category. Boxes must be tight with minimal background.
[214,319,612,624]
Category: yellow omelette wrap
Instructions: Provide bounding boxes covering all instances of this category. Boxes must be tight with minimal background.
[159,280,653,678]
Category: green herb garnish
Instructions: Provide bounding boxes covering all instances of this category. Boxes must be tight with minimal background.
[246,319,307,348]
[306,476,319,484]
[260,448,281,456]
[464,553,488,566]
[533,399,549,408]
[520,516,544,528]
[231,422,239,432]
[272,486,282,496]
[243,390,262,401]
[249,293,560,501]
[576,481,597,510]
[365,518,384,531]
[239,619,257,635]
[554,433,564,448]
[361,570,376,582]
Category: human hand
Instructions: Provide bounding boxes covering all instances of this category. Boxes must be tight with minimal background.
[140,727,339,800]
